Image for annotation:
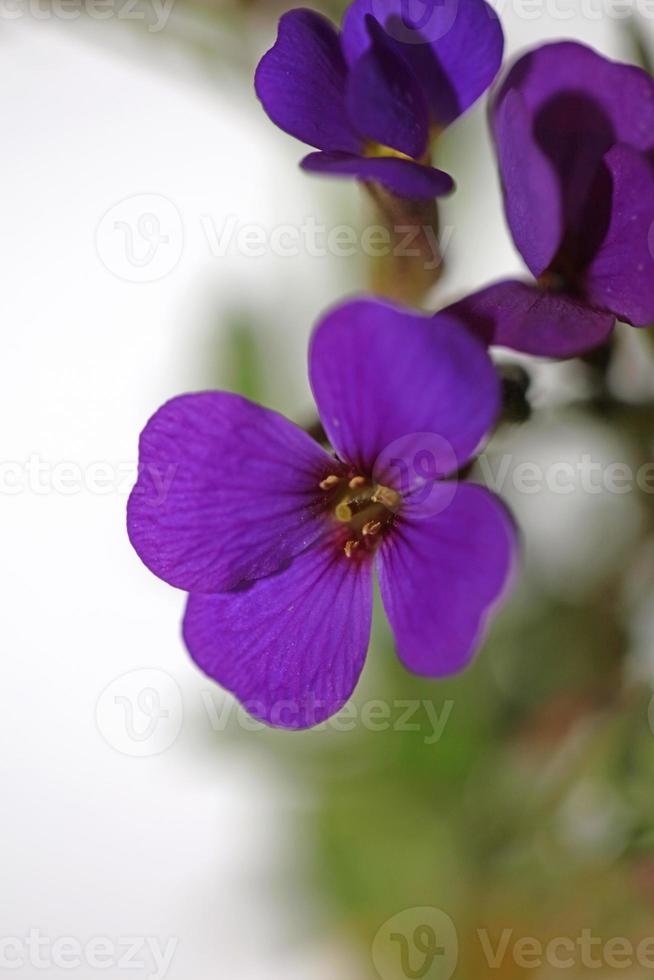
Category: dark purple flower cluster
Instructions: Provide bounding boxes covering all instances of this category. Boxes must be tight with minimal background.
[255,0,503,199]
[127,0,654,729]
[447,41,654,356]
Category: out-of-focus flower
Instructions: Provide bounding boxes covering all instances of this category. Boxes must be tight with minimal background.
[447,41,654,358]
[127,300,515,729]
[254,0,504,200]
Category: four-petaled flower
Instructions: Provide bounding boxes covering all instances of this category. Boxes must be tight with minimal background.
[127,301,516,730]
[255,0,504,200]
[447,41,654,357]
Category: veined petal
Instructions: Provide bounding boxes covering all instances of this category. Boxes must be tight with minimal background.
[255,8,361,153]
[309,298,499,475]
[583,145,654,327]
[377,483,516,676]
[345,15,429,159]
[127,392,335,594]
[183,542,373,730]
[342,0,504,127]
[301,151,453,199]
[445,280,615,358]
[493,89,563,278]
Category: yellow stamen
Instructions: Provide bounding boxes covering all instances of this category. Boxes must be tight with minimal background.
[344,540,359,559]
[348,476,366,489]
[365,141,413,162]
[320,475,340,490]
[362,520,382,537]
[371,486,401,510]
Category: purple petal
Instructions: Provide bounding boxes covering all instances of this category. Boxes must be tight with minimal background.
[493,89,563,278]
[497,41,654,155]
[309,298,499,475]
[255,9,361,153]
[127,392,335,594]
[583,145,654,327]
[494,41,654,247]
[301,151,453,199]
[345,15,429,158]
[445,280,615,358]
[342,0,504,127]
[377,483,516,676]
[183,542,373,730]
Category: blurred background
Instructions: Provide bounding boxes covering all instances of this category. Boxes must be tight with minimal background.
[3,2,654,978]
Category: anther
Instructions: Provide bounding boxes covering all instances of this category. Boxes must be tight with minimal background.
[344,540,359,559]
[371,486,401,510]
[362,520,382,537]
[320,475,340,490]
[348,476,366,489]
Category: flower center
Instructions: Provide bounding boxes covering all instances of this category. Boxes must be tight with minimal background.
[537,268,568,293]
[364,126,442,167]
[538,239,583,297]
[319,473,401,559]
[364,141,414,162]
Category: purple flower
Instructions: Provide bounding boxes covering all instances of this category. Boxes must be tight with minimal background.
[254,1,504,200]
[127,300,515,730]
[446,41,654,358]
